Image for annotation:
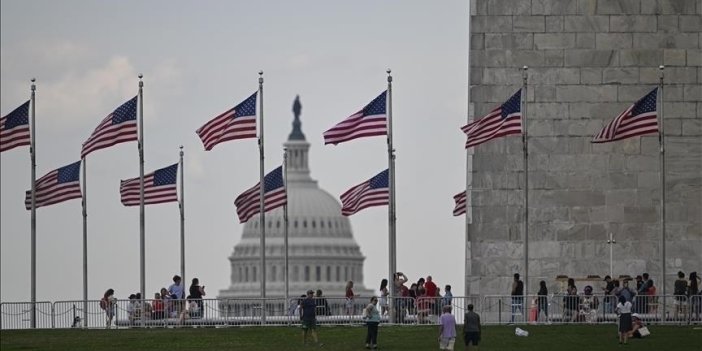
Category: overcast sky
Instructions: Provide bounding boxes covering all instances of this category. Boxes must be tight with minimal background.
[1,0,470,302]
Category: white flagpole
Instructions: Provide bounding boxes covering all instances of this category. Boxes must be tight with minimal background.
[283,147,289,323]
[138,74,146,324]
[465,4,473,297]
[658,65,666,310]
[386,69,397,324]
[81,157,88,328]
[257,70,267,324]
[30,78,37,329]
[522,66,529,297]
[179,146,186,288]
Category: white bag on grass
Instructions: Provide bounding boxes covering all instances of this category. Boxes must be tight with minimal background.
[515,327,529,337]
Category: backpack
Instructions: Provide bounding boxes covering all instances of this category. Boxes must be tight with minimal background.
[100,297,108,310]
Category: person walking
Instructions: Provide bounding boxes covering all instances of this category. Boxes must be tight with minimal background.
[363,296,381,349]
[438,305,457,351]
[300,289,322,347]
[463,304,481,351]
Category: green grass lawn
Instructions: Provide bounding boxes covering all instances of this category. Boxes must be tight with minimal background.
[1,325,699,351]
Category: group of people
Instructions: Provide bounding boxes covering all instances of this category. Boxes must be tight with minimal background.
[673,271,701,320]
[100,274,206,328]
[296,272,464,350]
[391,272,454,323]
[512,269,701,325]
[362,298,481,351]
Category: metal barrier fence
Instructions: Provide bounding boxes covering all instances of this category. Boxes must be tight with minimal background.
[1,294,698,330]
[481,294,699,325]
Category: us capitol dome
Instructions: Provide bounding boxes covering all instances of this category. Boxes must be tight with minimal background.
[218,96,373,300]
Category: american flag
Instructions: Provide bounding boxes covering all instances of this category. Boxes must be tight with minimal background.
[462,89,522,148]
[234,166,286,223]
[81,96,138,158]
[24,160,82,210]
[196,92,257,151]
[592,88,658,143]
[453,191,466,216]
[340,169,389,216]
[1,100,31,153]
[120,163,178,206]
[323,91,387,145]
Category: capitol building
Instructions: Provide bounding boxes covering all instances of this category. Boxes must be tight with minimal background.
[218,96,373,301]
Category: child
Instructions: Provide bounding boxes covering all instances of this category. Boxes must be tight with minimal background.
[438,305,457,350]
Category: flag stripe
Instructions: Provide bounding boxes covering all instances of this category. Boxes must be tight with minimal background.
[340,169,389,216]
[323,91,387,145]
[234,166,286,223]
[1,100,31,153]
[120,164,178,206]
[81,96,138,158]
[592,88,658,143]
[453,191,466,216]
[24,161,82,210]
[196,93,257,151]
[462,90,522,148]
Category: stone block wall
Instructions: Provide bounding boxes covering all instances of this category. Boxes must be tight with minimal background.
[467,0,701,296]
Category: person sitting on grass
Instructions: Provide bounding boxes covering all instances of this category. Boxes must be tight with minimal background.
[628,314,648,338]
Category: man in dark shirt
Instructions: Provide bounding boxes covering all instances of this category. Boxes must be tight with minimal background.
[300,290,322,347]
[463,304,481,350]
[603,275,615,312]
[511,273,524,323]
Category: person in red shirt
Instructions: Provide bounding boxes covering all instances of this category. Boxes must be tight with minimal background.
[424,276,439,315]
[152,292,165,319]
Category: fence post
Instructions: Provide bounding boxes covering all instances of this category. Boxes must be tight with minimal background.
[498,298,502,324]
[51,303,55,329]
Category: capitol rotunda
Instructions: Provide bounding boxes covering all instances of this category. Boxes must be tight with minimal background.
[218,96,373,300]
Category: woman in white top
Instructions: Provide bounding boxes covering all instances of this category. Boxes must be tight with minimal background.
[616,295,633,344]
[379,279,389,316]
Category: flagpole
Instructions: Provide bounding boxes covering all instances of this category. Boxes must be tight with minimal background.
[521,66,529,297]
[283,147,289,323]
[386,69,397,324]
[81,157,88,328]
[465,5,473,297]
[30,78,37,329]
[138,74,146,324]
[257,70,267,324]
[179,146,186,289]
[658,65,666,311]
